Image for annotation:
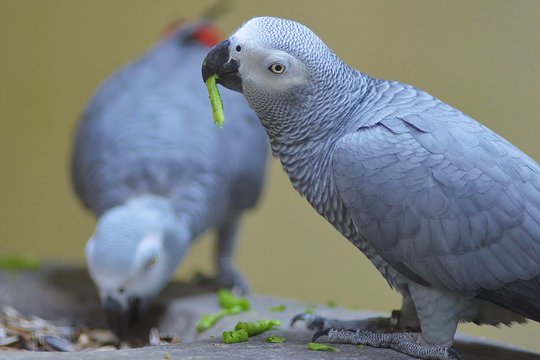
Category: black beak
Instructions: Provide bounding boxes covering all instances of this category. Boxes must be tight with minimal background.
[104,296,141,339]
[202,39,242,92]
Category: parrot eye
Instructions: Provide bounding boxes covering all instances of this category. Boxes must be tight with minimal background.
[268,63,286,74]
[144,255,157,271]
[235,45,241,52]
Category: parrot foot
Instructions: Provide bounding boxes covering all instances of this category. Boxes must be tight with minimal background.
[217,266,250,295]
[313,328,461,360]
[290,310,419,333]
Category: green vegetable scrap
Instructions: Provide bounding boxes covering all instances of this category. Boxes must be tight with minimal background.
[357,344,365,349]
[304,305,316,314]
[195,312,226,333]
[205,74,225,128]
[218,289,250,311]
[326,300,338,308]
[196,290,250,332]
[223,329,249,344]
[0,255,41,272]
[266,336,285,343]
[234,319,281,337]
[269,304,286,312]
[307,342,339,352]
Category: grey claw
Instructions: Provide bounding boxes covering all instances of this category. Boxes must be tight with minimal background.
[290,313,326,330]
[448,348,463,360]
[290,313,307,327]
[312,328,330,342]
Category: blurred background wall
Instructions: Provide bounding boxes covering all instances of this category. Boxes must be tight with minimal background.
[1,0,539,352]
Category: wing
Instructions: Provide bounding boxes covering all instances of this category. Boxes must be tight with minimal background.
[71,31,268,217]
[332,113,540,309]
[70,38,217,216]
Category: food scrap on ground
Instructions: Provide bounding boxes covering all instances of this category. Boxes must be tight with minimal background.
[222,328,249,344]
[269,304,286,312]
[0,255,41,272]
[222,320,281,344]
[234,320,281,337]
[326,300,338,308]
[266,336,285,343]
[196,289,251,333]
[0,305,178,352]
[307,342,339,352]
[218,289,250,312]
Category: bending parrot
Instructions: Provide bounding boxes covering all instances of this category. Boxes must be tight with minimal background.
[202,16,540,359]
[71,20,268,335]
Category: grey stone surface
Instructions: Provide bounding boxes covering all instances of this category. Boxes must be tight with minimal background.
[1,264,539,359]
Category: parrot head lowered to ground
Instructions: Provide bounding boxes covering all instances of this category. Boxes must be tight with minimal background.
[202,16,540,359]
[72,19,268,336]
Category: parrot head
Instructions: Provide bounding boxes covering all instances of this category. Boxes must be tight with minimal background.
[85,196,189,337]
[202,16,348,135]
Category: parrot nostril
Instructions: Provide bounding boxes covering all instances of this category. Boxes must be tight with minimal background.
[118,287,125,294]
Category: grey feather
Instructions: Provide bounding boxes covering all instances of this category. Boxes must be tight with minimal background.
[72,21,269,322]
[73,23,268,231]
[332,84,540,306]
[206,16,540,349]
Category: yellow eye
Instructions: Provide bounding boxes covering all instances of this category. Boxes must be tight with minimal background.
[268,63,286,74]
[144,256,157,271]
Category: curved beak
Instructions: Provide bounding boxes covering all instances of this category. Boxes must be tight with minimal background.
[104,296,142,339]
[202,39,243,92]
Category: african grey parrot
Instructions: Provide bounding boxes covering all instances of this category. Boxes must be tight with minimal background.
[71,20,268,335]
[202,16,540,359]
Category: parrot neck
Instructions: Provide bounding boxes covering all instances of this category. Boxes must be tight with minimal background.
[254,66,376,238]
[253,67,375,147]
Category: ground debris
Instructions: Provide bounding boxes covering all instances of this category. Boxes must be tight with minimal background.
[0,305,179,352]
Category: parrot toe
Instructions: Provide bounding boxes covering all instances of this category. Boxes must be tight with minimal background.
[290,313,326,330]
[290,312,417,333]
[217,267,250,295]
[315,328,461,360]
[311,328,330,342]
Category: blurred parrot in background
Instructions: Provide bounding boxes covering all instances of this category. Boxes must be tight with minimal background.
[71,13,269,335]
[202,16,540,359]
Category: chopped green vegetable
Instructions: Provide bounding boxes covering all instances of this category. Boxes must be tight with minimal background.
[195,312,226,333]
[234,319,281,337]
[357,344,365,349]
[326,300,338,308]
[269,304,286,312]
[266,336,285,343]
[304,305,316,314]
[307,342,339,352]
[218,289,250,311]
[164,352,171,360]
[223,305,245,315]
[195,290,251,332]
[0,255,41,272]
[223,329,249,344]
[205,74,225,128]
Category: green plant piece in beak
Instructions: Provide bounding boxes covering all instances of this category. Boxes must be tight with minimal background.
[205,73,225,128]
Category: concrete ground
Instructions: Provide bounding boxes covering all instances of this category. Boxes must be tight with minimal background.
[0,265,538,360]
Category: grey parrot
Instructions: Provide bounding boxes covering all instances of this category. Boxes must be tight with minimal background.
[202,16,540,359]
[71,20,268,335]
